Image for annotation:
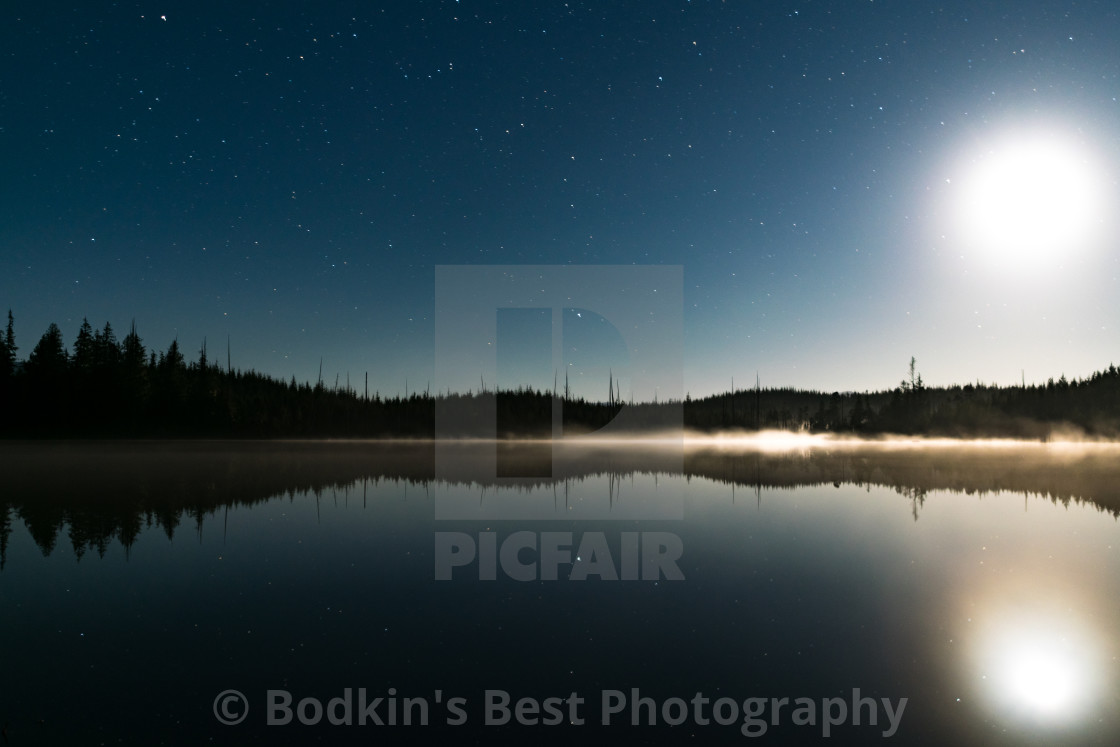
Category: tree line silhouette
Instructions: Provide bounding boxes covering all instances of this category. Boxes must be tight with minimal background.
[0,313,439,437]
[682,354,1120,438]
[1,311,1119,438]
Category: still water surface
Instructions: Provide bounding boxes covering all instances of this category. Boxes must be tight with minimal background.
[0,439,1118,745]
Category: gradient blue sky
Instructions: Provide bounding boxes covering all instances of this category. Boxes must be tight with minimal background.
[3,1,1119,399]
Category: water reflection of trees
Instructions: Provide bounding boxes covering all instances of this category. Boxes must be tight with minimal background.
[0,441,435,569]
[2,441,1118,567]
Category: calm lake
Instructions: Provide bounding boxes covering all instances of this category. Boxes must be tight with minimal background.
[1,438,1118,745]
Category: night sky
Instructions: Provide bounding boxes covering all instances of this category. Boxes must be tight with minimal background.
[3,1,1119,399]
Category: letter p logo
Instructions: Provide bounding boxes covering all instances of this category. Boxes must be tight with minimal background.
[434,265,683,520]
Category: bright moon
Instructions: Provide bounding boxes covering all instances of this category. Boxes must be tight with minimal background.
[954,132,1106,267]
